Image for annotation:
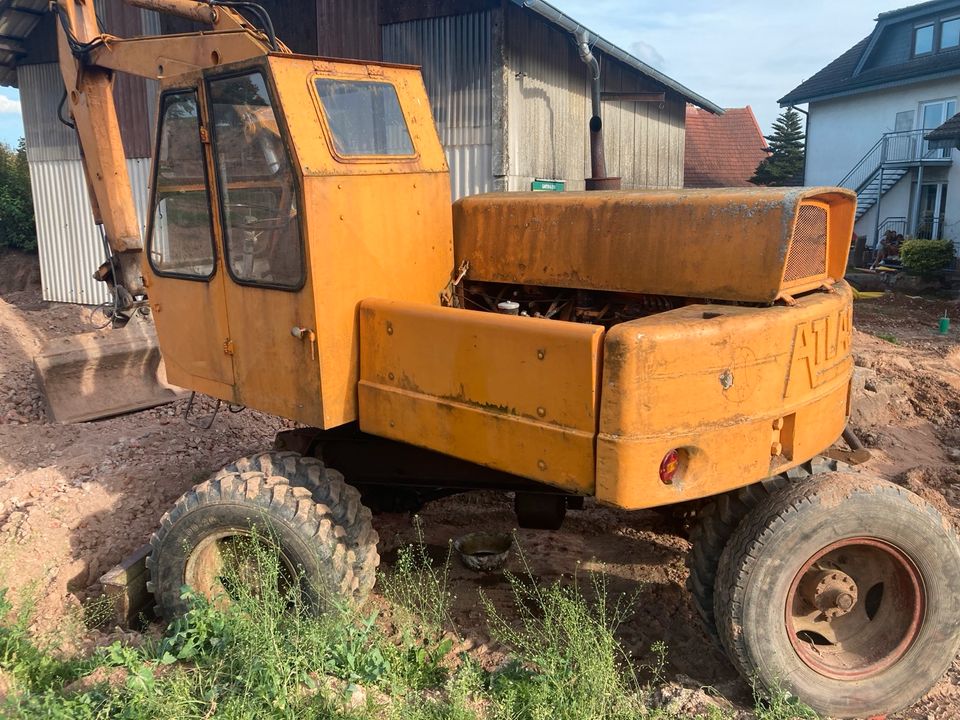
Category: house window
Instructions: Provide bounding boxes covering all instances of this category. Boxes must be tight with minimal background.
[942,17,960,49]
[915,23,935,55]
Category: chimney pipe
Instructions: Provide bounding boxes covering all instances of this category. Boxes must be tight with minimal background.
[574,28,620,190]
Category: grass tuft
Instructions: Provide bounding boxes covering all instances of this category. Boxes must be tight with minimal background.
[0,526,820,720]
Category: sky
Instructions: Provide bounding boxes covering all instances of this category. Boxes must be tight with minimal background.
[0,1,902,145]
[547,0,891,135]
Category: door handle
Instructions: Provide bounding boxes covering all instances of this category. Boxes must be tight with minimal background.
[291,326,317,360]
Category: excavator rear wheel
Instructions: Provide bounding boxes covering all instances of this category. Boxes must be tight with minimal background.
[686,458,836,639]
[147,453,378,619]
[713,472,960,718]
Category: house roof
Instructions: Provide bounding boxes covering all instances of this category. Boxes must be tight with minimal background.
[507,0,722,114]
[780,0,960,106]
[683,106,769,188]
[926,110,960,138]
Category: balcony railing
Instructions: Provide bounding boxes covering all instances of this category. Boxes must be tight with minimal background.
[838,129,951,193]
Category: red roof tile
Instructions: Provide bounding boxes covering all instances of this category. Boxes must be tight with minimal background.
[684,106,769,188]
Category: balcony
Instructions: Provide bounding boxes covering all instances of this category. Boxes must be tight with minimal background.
[838,129,953,220]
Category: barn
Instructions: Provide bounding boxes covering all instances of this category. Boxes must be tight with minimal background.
[6,0,719,303]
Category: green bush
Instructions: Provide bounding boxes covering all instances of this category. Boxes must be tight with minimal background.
[0,139,36,252]
[900,238,955,276]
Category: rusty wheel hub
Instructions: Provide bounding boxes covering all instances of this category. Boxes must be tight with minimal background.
[801,568,859,619]
[786,538,925,680]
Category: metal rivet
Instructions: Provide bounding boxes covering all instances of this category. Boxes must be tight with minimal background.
[388,372,395,381]
[386,322,393,335]
[337,183,342,189]
[537,407,546,417]
[537,349,545,360]
[389,420,395,428]
[537,460,547,471]
[339,214,344,220]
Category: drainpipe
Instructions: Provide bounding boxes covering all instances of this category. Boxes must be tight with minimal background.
[574,28,620,190]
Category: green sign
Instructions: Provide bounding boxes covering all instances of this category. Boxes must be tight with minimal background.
[531,179,565,192]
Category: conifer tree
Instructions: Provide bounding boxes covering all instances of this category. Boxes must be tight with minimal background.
[750,108,805,186]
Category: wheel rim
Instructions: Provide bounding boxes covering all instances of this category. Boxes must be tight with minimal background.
[785,537,925,679]
[184,529,297,606]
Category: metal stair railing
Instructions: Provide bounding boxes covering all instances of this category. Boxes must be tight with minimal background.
[877,216,907,240]
[838,129,947,193]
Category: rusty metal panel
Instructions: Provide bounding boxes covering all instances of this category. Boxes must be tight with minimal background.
[158,0,319,54]
[383,11,493,200]
[358,298,603,492]
[316,0,380,60]
[454,187,857,303]
[503,3,686,191]
[597,284,853,509]
[99,2,160,158]
[30,158,151,305]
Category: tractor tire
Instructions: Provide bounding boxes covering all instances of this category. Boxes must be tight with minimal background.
[686,458,834,639]
[147,456,378,620]
[216,451,378,578]
[714,472,960,719]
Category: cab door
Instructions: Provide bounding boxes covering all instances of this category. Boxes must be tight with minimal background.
[145,88,236,398]
[204,68,323,424]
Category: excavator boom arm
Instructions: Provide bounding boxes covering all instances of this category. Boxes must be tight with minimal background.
[55,0,280,299]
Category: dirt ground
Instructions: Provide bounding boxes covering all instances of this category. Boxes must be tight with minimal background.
[1,250,959,719]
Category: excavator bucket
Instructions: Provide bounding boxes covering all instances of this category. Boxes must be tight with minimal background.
[34,322,186,424]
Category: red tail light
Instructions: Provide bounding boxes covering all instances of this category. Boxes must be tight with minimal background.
[659,449,681,484]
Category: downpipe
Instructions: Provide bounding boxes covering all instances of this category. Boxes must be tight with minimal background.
[575,28,620,190]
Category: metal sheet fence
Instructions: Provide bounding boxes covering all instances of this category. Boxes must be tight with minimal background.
[30,158,152,305]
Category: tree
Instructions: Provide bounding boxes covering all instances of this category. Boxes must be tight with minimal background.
[0,139,36,252]
[750,108,805,187]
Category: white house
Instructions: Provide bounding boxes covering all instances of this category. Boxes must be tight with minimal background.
[780,0,960,250]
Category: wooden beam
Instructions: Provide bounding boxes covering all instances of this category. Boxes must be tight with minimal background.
[100,544,153,627]
[601,92,666,103]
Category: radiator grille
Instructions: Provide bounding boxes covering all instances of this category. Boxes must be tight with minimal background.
[784,204,828,284]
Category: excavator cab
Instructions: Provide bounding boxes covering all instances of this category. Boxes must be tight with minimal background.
[142,56,453,427]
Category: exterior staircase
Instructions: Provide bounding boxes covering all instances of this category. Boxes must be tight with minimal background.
[838,129,951,221]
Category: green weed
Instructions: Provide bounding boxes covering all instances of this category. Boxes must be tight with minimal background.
[0,527,820,720]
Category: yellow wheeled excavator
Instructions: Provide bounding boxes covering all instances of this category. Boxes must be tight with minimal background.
[42,1,960,716]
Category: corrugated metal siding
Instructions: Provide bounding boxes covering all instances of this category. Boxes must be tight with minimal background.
[20,4,160,161]
[20,63,80,162]
[383,12,494,199]
[99,1,160,157]
[317,0,380,60]
[30,158,152,305]
[504,4,684,190]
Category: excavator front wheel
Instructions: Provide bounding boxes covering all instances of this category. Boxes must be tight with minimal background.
[147,453,378,619]
[713,472,960,718]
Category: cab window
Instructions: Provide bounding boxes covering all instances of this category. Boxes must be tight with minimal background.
[208,71,303,289]
[148,91,215,279]
[314,79,414,157]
